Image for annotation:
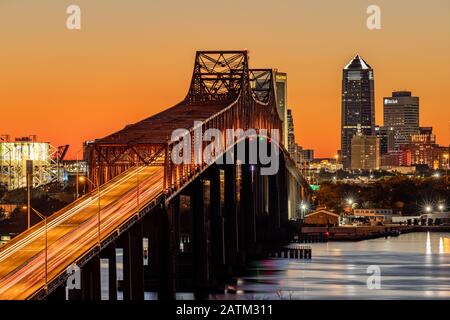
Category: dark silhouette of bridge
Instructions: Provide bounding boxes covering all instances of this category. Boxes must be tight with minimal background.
[0,51,310,300]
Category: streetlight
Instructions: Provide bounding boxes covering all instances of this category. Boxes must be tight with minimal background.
[425,205,432,213]
[347,198,354,206]
[300,202,308,218]
[334,154,339,170]
[72,148,87,200]
[79,176,101,246]
[438,204,445,212]
[23,206,48,293]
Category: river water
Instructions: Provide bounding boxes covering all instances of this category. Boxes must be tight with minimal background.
[105,232,449,300]
[207,232,450,300]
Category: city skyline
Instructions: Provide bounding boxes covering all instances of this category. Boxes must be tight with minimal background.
[1,0,450,158]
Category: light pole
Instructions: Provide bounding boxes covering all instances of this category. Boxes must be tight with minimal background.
[25,207,48,293]
[136,166,140,215]
[79,176,101,246]
[334,154,339,171]
[76,152,79,199]
[26,160,33,230]
[75,148,84,199]
[300,202,308,218]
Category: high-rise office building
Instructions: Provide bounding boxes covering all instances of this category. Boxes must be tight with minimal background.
[299,149,314,163]
[383,91,419,150]
[287,109,296,157]
[341,55,376,168]
[375,125,395,155]
[275,71,288,147]
[351,133,380,170]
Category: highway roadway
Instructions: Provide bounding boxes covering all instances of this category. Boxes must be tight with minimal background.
[0,165,164,300]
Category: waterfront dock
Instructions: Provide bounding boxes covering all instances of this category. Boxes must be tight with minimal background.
[299,225,450,241]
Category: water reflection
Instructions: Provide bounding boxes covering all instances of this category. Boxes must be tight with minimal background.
[210,232,450,300]
[426,232,432,255]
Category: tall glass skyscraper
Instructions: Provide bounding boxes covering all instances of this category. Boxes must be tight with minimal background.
[275,72,288,147]
[287,109,295,156]
[341,55,375,168]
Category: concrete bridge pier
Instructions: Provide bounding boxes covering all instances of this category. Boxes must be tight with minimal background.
[241,163,256,260]
[99,243,117,301]
[191,178,211,297]
[208,165,226,283]
[268,172,281,245]
[223,164,238,276]
[81,254,101,300]
[144,204,176,300]
[117,222,145,300]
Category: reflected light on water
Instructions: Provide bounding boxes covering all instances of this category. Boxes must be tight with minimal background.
[426,232,432,255]
[208,232,450,300]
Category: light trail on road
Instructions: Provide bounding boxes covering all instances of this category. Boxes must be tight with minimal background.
[0,165,164,300]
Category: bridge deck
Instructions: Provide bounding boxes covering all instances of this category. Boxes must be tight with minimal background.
[0,166,164,300]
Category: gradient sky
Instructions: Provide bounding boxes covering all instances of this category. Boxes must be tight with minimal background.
[1,0,449,158]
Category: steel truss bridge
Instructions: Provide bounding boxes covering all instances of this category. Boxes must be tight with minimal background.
[0,51,310,300]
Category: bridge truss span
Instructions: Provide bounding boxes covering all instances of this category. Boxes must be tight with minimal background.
[88,51,283,196]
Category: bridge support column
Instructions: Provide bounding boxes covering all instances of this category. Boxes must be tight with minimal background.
[241,163,256,257]
[144,204,176,300]
[269,172,281,245]
[279,157,289,241]
[209,165,225,282]
[100,243,117,301]
[191,179,210,296]
[81,255,101,300]
[224,164,238,275]
[255,172,269,253]
[118,222,144,300]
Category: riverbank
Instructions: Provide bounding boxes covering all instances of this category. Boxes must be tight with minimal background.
[299,225,450,241]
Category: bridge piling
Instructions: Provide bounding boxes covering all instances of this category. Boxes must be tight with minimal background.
[209,165,226,282]
[99,243,117,301]
[117,222,145,300]
[191,179,210,297]
[224,164,238,276]
[242,162,256,257]
[81,255,101,300]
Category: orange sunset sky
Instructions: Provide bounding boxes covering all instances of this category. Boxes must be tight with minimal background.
[1,0,449,158]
